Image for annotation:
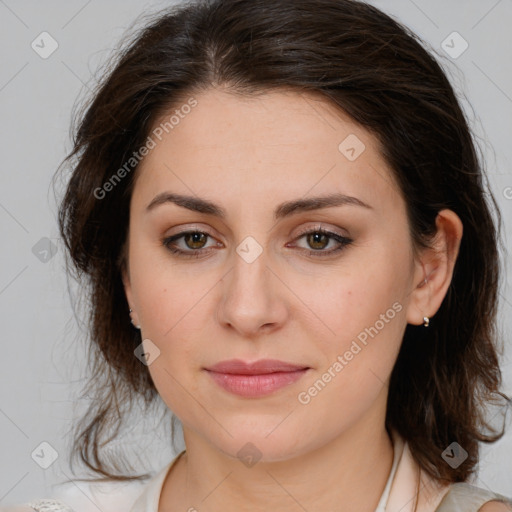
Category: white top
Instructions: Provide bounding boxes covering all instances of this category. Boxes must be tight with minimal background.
[20,431,450,512]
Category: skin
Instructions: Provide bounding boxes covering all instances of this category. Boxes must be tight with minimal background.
[122,86,465,512]
[480,504,512,512]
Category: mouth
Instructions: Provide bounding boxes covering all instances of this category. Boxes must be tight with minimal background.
[204,359,310,398]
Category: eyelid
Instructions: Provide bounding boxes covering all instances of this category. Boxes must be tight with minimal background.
[163,229,222,251]
[163,223,346,243]
[293,223,348,239]
[288,226,352,255]
[162,223,353,258]
[163,223,223,242]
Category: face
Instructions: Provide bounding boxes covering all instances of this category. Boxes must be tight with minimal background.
[122,87,422,461]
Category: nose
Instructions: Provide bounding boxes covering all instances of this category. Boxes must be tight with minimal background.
[216,243,289,338]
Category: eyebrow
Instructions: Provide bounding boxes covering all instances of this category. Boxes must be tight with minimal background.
[145,191,372,220]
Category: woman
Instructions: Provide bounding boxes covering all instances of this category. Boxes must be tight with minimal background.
[16,0,512,510]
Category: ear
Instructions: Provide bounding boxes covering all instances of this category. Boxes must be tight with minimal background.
[121,263,133,303]
[120,250,140,328]
[406,209,463,326]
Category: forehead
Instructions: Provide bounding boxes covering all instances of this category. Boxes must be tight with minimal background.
[132,87,403,217]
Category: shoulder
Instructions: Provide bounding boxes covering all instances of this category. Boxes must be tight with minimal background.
[0,507,36,512]
[8,456,183,512]
[3,477,150,512]
[435,482,512,512]
[53,477,148,512]
[479,502,512,512]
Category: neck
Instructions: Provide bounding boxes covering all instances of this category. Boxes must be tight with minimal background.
[160,419,395,512]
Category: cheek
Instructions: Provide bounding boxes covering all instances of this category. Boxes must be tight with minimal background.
[298,288,405,402]
[130,243,214,340]
[140,307,204,424]
[294,254,406,349]
[295,292,406,436]
[291,240,409,404]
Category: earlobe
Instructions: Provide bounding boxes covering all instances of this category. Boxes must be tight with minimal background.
[405,263,435,326]
[405,209,463,326]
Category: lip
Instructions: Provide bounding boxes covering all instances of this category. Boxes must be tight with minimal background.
[204,359,310,398]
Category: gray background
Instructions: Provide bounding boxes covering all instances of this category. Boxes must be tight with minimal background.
[0,0,511,506]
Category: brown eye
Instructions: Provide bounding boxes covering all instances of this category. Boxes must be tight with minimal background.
[163,227,352,260]
[306,232,330,250]
[292,227,353,257]
[183,232,208,249]
[162,230,219,258]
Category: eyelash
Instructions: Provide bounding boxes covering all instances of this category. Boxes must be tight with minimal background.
[162,227,353,259]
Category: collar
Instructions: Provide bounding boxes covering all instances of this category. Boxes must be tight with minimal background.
[129,450,186,512]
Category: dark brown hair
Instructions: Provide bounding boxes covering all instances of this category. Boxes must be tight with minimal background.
[55,0,510,484]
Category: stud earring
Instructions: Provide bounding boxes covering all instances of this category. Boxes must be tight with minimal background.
[129,308,141,330]
[423,316,430,327]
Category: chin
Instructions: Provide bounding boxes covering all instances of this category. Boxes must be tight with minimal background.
[202,422,315,464]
